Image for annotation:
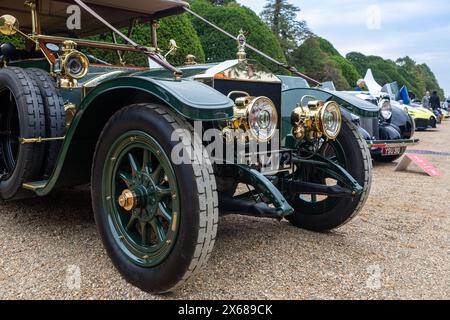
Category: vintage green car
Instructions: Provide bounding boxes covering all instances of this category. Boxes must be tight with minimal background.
[0,0,372,293]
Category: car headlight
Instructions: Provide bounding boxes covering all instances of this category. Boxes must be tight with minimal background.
[247,97,278,142]
[379,99,392,120]
[291,100,342,141]
[319,101,342,140]
[62,51,90,80]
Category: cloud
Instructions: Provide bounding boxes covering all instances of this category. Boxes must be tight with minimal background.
[238,0,450,94]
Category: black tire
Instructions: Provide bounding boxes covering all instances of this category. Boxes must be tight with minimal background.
[286,119,372,232]
[0,67,46,200]
[91,103,218,293]
[25,68,66,178]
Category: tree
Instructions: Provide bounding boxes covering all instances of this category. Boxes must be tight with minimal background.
[347,52,445,99]
[290,37,361,90]
[261,0,313,56]
[206,0,236,4]
[189,0,286,71]
[84,14,205,67]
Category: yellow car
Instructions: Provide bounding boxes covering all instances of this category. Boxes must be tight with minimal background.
[403,105,437,130]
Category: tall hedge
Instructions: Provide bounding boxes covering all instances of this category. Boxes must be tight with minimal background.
[84,14,205,67]
[189,0,286,71]
[290,37,357,90]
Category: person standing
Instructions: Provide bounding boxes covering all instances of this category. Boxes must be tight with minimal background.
[422,91,431,108]
[429,91,441,111]
[355,79,366,91]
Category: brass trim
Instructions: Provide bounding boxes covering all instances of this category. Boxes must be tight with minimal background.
[23,181,48,191]
[82,70,126,98]
[118,189,137,211]
[24,0,37,35]
[20,136,66,144]
[33,34,156,53]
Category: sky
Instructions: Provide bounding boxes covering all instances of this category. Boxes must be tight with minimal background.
[238,0,450,97]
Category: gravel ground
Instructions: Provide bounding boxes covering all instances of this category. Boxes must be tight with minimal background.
[0,121,449,300]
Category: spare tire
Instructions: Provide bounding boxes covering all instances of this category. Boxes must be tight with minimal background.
[26,68,66,178]
[0,67,46,200]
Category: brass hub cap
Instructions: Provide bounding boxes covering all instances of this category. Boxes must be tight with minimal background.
[118,189,137,211]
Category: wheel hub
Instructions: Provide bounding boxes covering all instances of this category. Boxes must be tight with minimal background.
[118,176,159,216]
[118,189,137,211]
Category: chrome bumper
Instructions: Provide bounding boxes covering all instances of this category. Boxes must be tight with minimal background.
[367,139,420,149]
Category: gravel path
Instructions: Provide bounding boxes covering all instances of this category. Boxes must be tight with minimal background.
[0,122,449,300]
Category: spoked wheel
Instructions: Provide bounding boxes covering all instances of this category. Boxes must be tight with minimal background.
[104,131,180,267]
[286,119,372,232]
[92,103,218,293]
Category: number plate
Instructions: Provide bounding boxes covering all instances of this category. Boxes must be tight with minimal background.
[244,149,293,174]
[382,147,406,156]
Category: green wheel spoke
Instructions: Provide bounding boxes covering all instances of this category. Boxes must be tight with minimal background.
[151,219,166,243]
[142,149,151,174]
[140,221,149,246]
[126,211,138,230]
[118,171,133,188]
[157,186,172,199]
[152,165,163,182]
[128,153,139,177]
[158,203,172,222]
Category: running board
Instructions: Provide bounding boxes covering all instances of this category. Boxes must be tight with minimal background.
[22,181,49,191]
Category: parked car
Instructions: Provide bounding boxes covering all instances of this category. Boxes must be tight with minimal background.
[280,77,418,163]
[404,103,438,130]
[0,0,375,293]
[364,71,437,131]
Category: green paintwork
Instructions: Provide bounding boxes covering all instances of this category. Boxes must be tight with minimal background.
[20,63,234,196]
[81,74,234,120]
[102,130,180,267]
[215,164,294,217]
[7,58,51,71]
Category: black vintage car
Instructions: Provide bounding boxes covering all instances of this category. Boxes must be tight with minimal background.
[279,76,418,162]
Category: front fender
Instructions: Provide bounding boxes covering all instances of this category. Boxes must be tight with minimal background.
[81,76,234,121]
[28,75,234,196]
[391,106,415,139]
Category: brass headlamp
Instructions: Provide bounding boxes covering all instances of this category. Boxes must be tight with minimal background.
[291,99,342,141]
[224,92,278,143]
[56,40,90,88]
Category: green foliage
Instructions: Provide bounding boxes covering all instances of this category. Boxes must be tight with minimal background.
[206,0,236,4]
[261,0,313,56]
[347,52,444,99]
[317,38,361,89]
[0,34,25,50]
[189,0,286,72]
[290,37,360,90]
[83,14,205,67]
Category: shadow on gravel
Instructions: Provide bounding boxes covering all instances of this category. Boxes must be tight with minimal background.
[2,186,94,224]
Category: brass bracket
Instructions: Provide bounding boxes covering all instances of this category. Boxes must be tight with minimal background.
[24,0,38,35]
[20,136,66,144]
